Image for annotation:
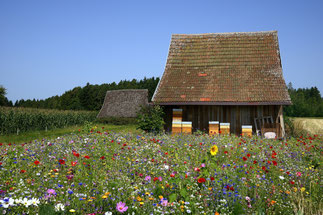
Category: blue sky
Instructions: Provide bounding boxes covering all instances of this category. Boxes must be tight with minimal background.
[1,0,322,102]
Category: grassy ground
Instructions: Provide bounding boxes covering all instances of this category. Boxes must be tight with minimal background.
[0,123,138,143]
[292,117,323,135]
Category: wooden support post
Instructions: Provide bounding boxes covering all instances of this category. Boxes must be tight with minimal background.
[278,105,285,138]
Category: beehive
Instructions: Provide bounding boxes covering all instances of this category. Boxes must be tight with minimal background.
[242,125,252,136]
[209,121,219,135]
[172,109,183,122]
[172,122,182,134]
[182,121,192,134]
[172,109,183,134]
[220,123,230,135]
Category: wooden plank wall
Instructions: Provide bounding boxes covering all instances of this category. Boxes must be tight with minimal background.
[163,105,280,135]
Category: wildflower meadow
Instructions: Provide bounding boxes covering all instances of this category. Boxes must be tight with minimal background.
[0,127,322,214]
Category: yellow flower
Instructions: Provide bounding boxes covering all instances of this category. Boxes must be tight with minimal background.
[210,145,218,156]
[102,195,107,199]
[293,187,297,192]
[159,195,163,199]
[301,187,305,192]
[69,209,76,212]
[136,196,142,201]
[140,202,144,205]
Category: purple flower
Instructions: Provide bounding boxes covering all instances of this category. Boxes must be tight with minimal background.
[47,189,56,195]
[116,202,128,213]
[201,163,206,168]
[145,176,151,181]
[161,199,168,206]
[158,176,162,182]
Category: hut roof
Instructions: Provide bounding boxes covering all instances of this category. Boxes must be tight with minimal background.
[97,89,148,118]
[152,31,291,105]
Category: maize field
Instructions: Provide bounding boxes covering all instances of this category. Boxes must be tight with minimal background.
[0,107,97,135]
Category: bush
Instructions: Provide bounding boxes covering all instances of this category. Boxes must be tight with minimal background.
[136,105,165,133]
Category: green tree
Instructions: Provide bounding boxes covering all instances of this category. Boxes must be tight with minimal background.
[136,105,165,133]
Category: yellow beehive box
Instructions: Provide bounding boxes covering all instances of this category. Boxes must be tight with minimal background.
[172,121,182,134]
[242,125,252,136]
[181,121,192,134]
[209,121,219,135]
[220,123,230,135]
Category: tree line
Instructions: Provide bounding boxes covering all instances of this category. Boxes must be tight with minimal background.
[0,77,159,111]
[1,80,323,117]
[284,83,323,117]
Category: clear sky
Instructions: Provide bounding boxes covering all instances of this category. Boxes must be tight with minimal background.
[1,0,322,102]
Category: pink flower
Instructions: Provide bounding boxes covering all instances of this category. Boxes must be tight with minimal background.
[145,176,151,181]
[296,172,302,177]
[116,202,128,213]
[47,189,56,195]
[201,163,206,168]
[158,176,162,181]
[161,199,168,206]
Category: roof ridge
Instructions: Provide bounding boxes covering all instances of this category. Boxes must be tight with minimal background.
[172,31,277,36]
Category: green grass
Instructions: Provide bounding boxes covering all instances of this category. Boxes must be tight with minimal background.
[0,123,138,143]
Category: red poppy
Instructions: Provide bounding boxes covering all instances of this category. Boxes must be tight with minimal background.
[0,162,2,166]
[290,180,295,185]
[224,151,228,154]
[59,159,65,165]
[253,160,257,164]
[71,161,77,166]
[230,186,234,191]
[153,177,159,182]
[170,173,175,177]
[199,143,203,145]
[198,178,206,183]
[247,153,251,157]
[272,160,277,166]
[262,166,266,171]
[73,152,80,158]
[84,155,90,159]
[210,176,215,181]
[20,170,26,173]
[184,161,187,164]
[100,156,105,160]
[34,160,40,165]
[243,157,247,161]
[165,152,168,155]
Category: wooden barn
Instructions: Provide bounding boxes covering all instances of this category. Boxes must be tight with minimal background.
[152,31,291,138]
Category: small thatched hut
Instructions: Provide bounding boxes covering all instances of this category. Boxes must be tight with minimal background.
[97,89,148,118]
[152,31,291,137]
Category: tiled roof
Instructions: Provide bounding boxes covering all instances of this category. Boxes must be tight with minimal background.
[152,31,291,105]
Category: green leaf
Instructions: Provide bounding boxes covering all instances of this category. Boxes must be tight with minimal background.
[169,193,177,203]
[180,188,187,198]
